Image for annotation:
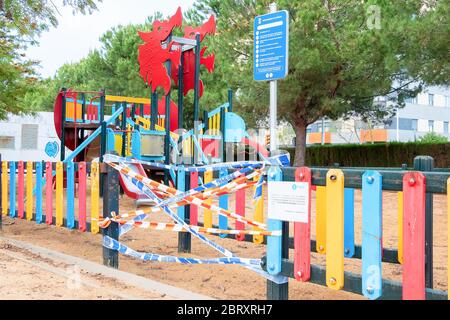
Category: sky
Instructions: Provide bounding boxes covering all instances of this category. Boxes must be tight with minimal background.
[26,0,196,78]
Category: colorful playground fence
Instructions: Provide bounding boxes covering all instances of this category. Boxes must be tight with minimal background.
[0,155,449,300]
[1,160,100,233]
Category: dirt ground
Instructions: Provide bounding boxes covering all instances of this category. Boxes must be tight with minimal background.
[0,184,448,300]
[0,240,176,300]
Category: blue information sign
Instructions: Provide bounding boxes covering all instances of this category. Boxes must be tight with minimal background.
[253,10,289,81]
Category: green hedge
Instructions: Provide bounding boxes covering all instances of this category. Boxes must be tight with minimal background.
[284,142,450,168]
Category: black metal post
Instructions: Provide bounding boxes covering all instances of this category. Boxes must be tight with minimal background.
[60,88,67,161]
[140,103,144,118]
[131,104,136,122]
[81,93,86,123]
[193,33,201,126]
[228,89,233,112]
[121,102,127,157]
[266,221,289,300]
[99,121,107,197]
[102,162,120,268]
[193,33,201,164]
[220,106,226,162]
[414,155,434,288]
[203,110,209,132]
[164,34,172,184]
[178,171,191,253]
[99,89,106,123]
[178,54,184,163]
[151,91,158,131]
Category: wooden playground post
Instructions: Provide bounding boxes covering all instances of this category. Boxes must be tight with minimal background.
[102,162,120,268]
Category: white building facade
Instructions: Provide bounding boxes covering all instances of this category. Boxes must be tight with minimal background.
[0,112,62,161]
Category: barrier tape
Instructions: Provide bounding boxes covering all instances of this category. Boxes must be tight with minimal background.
[253,174,264,201]
[103,236,261,266]
[103,154,265,172]
[106,162,268,229]
[104,162,288,284]
[107,220,281,237]
[99,176,263,231]
[104,153,270,202]
[156,165,263,209]
[104,152,290,171]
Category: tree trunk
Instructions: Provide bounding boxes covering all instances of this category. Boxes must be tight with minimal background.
[293,120,308,167]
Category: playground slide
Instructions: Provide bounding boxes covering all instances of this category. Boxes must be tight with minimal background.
[118,163,156,206]
[241,137,270,159]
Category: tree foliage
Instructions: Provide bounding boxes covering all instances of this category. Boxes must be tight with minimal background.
[0,0,100,119]
[191,0,450,165]
[417,132,448,143]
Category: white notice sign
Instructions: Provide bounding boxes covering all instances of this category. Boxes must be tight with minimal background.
[268,181,309,223]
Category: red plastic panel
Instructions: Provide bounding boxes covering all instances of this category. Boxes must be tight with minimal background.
[45,162,53,225]
[402,172,426,300]
[190,171,199,226]
[78,162,87,232]
[201,139,220,158]
[294,167,312,282]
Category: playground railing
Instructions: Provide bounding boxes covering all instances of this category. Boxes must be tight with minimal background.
[1,154,449,300]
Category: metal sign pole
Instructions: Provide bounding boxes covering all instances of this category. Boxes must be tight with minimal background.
[269,2,278,154]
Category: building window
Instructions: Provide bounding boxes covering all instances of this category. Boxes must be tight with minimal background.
[411,119,418,131]
[21,124,39,150]
[406,96,418,104]
[428,94,434,106]
[446,96,450,107]
[428,120,434,132]
[0,136,15,149]
[444,121,449,134]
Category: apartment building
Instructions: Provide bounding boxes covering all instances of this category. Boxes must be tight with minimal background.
[306,85,450,145]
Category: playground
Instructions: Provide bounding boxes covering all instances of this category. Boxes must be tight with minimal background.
[0,6,449,301]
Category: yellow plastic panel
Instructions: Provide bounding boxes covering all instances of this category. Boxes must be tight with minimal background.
[325,169,344,290]
[203,170,213,228]
[1,161,8,216]
[316,186,327,254]
[397,191,403,264]
[253,175,264,244]
[26,161,33,221]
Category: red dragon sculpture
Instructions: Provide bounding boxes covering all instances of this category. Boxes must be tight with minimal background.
[138,7,183,94]
[137,7,216,98]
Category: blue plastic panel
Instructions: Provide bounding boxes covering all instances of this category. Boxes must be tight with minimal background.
[344,188,355,257]
[66,162,75,229]
[267,166,282,275]
[362,170,383,300]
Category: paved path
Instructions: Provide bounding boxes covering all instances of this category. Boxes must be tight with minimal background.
[0,236,212,300]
